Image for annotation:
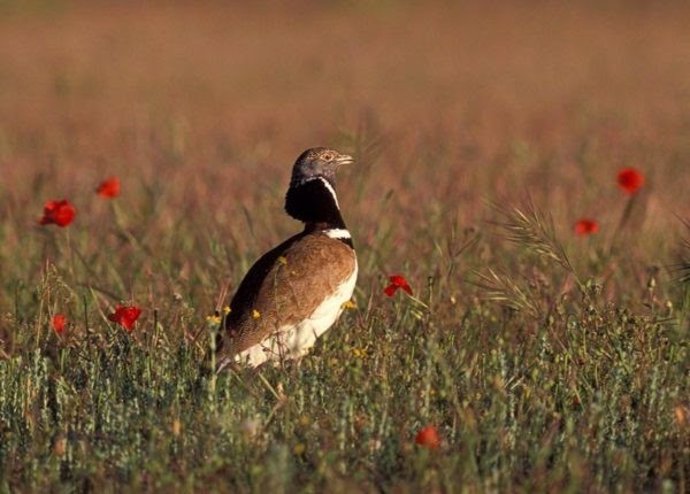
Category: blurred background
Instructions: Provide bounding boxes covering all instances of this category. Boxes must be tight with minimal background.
[1,0,689,271]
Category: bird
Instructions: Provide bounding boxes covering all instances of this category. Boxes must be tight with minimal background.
[216,147,358,370]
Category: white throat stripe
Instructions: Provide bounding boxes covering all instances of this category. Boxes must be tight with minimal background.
[317,177,339,208]
[324,228,351,240]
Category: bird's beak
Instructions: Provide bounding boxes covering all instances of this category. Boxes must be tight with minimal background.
[336,154,354,166]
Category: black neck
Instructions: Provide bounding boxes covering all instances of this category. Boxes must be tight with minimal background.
[285,178,347,229]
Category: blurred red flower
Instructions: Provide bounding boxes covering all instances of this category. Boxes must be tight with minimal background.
[384,275,413,297]
[415,425,441,449]
[108,305,142,332]
[96,176,121,198]
[574,218,599,236]
[52,314,67,335]
[617,167,645,194]
[39,199,76,227]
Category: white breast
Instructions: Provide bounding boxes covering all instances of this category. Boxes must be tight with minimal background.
[234,259,358,368]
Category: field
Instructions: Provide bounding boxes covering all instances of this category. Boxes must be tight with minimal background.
[1,1,690,491]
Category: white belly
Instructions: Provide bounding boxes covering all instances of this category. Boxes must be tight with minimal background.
[235,261,358,368]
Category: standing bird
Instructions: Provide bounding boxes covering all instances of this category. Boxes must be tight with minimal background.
[216,147,358,370]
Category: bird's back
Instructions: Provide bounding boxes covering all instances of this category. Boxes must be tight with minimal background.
[218,231,357,368]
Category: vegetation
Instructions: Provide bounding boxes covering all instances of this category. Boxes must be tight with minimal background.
[1,2,689,491]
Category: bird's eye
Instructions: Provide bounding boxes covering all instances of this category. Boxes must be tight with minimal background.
[322,152,334,161]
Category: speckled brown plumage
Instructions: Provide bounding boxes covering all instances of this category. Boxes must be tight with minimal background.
[218,231,356,360]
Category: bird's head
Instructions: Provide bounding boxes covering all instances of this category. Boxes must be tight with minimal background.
[290,147,354,187]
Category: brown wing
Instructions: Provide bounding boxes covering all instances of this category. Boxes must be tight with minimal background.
[219,233,356,358]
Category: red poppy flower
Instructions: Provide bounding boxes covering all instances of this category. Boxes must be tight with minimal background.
[574,218,599,236]
[415,425,441,449]
[52,314,67,335]
[384,275,413,297]
[108,305,142,332]
[617,167,645,194]
[39,199,76,227]
[96,176,121,198]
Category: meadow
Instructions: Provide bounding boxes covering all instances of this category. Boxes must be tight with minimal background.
[1,1,689,491]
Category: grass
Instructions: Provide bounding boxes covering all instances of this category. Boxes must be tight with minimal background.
[1,1,690,491]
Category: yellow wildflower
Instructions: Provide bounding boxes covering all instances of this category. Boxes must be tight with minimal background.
[223,306,231,315]
[172,419,182,437]
[341,300,357,310]
[206,315,221,325]
[252,309,261,319]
